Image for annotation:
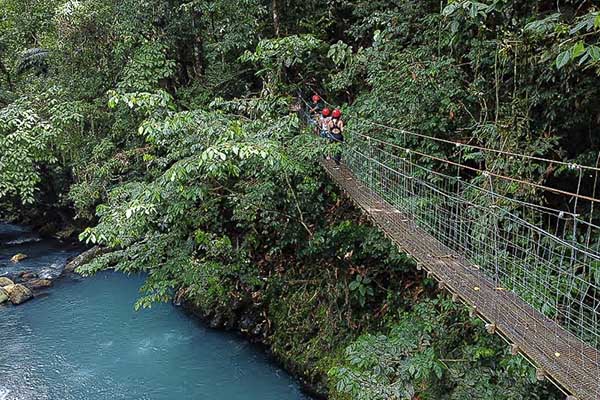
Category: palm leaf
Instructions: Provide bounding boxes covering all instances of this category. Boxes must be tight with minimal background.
[16,48,50,75]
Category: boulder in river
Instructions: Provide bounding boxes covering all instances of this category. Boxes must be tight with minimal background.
[3,284,33,305]
[10,253,28,263]
[20,271,37,280]
[0,289,8,304]
[0,277,14,287]
[24,279,53,290]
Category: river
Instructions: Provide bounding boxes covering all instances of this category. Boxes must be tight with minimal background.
[0,224,310,400]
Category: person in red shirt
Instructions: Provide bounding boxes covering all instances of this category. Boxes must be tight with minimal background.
[328,109,345,167]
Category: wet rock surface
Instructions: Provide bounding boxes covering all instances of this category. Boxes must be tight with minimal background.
[20,271,37,280]
[24,279,53,290]
[0,289,8,304]
[0,277,14,287]
[10,253,28,263]
[3,284,33,305]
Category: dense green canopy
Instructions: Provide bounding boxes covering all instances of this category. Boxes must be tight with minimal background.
[2,0,599,398]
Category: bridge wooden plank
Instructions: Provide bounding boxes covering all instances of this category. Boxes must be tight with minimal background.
[322,160,600,400]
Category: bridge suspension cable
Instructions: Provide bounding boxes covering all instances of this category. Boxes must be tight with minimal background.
[351,131,600,205]
[355,118,600,173]
[300,94,600,398]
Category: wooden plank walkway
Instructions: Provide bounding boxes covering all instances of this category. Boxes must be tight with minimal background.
[322,159,600,400]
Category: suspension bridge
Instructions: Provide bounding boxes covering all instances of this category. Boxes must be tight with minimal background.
[312,107,600,399]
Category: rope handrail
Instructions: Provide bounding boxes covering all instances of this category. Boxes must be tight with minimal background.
[354,118,600,173]
[349,146,600,260]
[307,94,600,398]
[351,131,600,205]
[351,134,600,227]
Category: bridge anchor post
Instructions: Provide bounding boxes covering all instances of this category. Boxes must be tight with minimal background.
[485,323,496,335]
[510,344,519,355]
[535,369,546,381]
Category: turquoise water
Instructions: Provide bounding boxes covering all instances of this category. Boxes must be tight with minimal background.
[0,224,81,279]
[0,226,310,400]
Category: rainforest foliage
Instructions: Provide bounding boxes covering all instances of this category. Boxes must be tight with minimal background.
[2,0,600,398]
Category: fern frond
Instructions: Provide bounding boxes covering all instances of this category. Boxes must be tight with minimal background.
[16,48,50,75]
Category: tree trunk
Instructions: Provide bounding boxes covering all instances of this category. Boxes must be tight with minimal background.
[192,10,204,79]
[0,60,13,91]
[272,0,281,37]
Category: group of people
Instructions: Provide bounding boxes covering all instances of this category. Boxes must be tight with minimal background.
[308,94,345,167]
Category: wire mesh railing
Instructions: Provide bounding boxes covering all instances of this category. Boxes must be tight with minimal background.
[334,131,600,396]
[344,132,600,344]
[299,93,600,396]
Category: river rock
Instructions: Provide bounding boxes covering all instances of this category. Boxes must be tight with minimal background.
[209,314,224,329]
[24,279,53,290]
[10,253,28,263]
[251,322,265,338]
[0,277,14,287]
[20,271,37,280]
[240,313,257,332]
[64,246,110,273]
[3,284,33,305]
[0,289,8,304]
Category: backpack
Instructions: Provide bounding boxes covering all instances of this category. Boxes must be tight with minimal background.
[330,118,343,137]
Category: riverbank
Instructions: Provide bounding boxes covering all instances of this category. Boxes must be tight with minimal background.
[0,223,322,399]
[69,184,565,400]
[181,292,330,399]
[3,193,565,400]
[0,223,83,305]
[0,271,310,400]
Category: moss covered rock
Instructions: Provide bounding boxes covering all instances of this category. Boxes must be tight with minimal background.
[10,253,28,263]
[24,279,53,290]
[0,277,14,287]
[0,289,8,304]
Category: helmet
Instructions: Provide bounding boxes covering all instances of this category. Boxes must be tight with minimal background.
[332,109,342,118]
[322,108,331,117]
[312,94,321,103]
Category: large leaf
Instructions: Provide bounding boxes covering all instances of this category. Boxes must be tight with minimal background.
[571,41,586,59]
[588,45,600,61]
[555,50,571,69]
